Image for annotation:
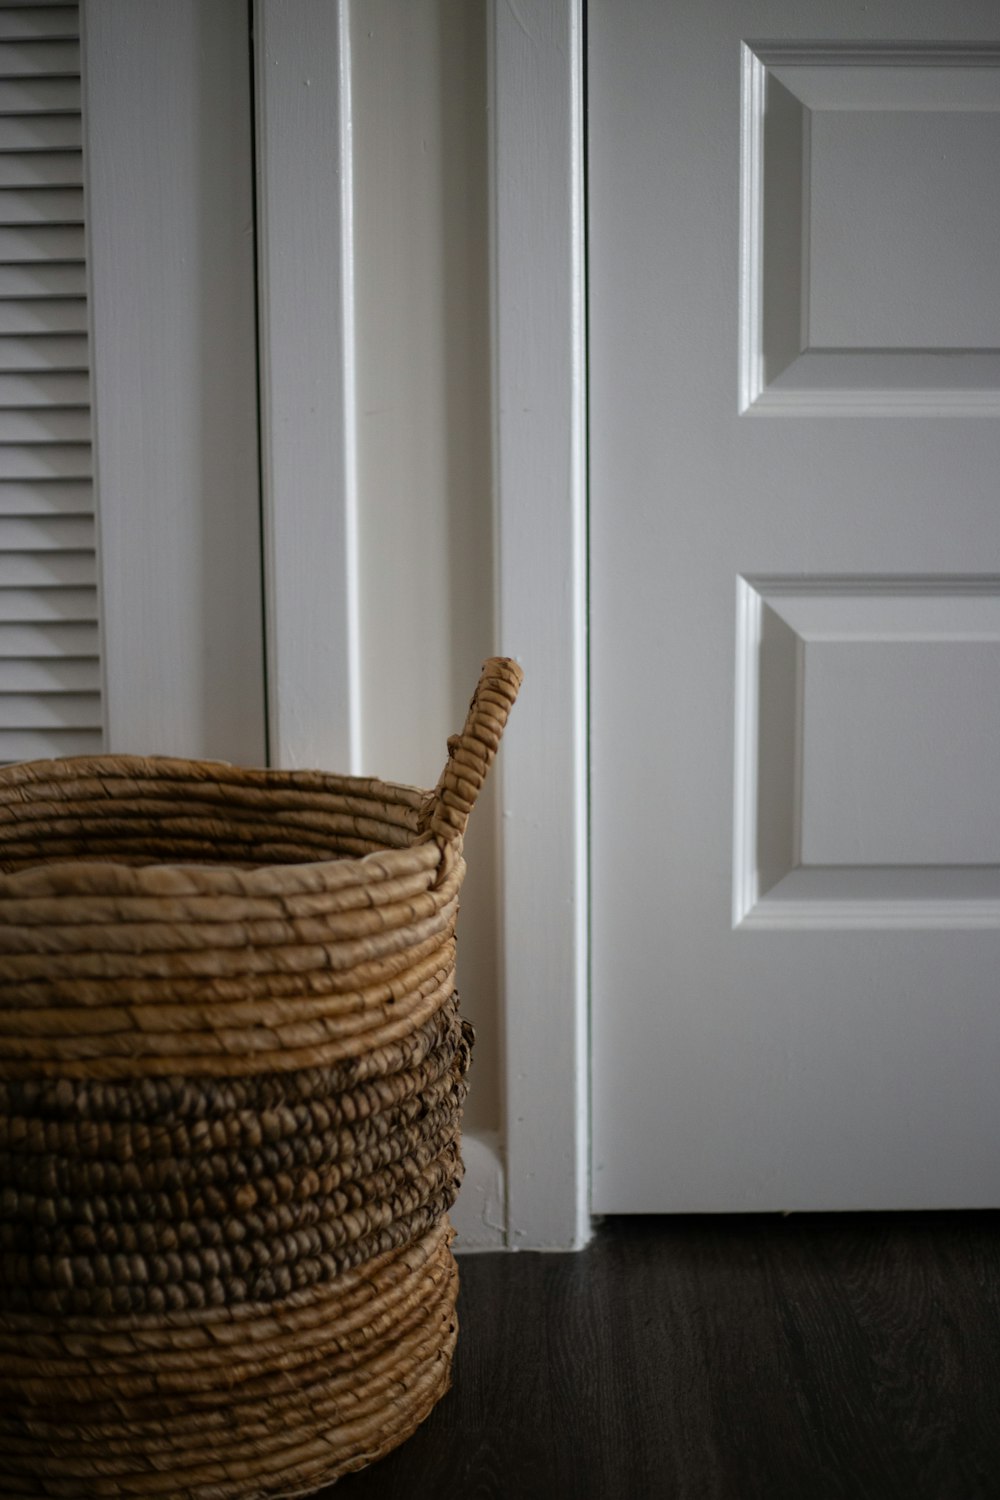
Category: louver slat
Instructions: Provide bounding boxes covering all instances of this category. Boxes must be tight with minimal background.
[0,115,80,149]
[0,298,85,334]
[0,39,80,74]
[0,186,84,221]
[0,371,89,404]
[1,690,99,726]
[0,262,86,293]
[0,515,94,548]
[0,223,83,258]
[0,298,87,332]
[0,550,96,585]
[1,656,98,690]
[0,408,90,442]
[0,587,97,621]
[0,727,102,759]
[0,333,87,368]
[0,151,82,186]
[0,1,100,763]
[0,77,81,113]
[0,443,92,478]
[0,478,92,512]
[0,620,97,655]
[0,9,79,44]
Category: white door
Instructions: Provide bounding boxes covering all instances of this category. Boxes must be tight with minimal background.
[590,0,1000,1212]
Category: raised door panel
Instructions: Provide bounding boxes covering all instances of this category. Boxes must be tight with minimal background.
[741,44,1000,413]
[734,578,1000,929]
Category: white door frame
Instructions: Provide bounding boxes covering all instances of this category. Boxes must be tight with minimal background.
[256,0,593,1254]
[253,0,590,1250]
[90,0,591,1250]
[489,0,590,1250]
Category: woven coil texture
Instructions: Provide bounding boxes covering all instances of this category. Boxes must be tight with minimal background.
[0,657,523,1499]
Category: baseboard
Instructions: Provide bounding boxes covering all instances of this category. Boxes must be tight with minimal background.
[452,1129,506,1252]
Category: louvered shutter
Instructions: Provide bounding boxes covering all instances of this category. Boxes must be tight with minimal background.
[0,0,99,764]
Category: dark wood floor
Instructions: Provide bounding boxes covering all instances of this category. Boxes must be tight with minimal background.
[329,1213,1000,1500]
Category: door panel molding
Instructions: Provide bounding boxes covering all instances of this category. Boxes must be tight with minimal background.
[740,42,1000,416]
[735,575,1000,930]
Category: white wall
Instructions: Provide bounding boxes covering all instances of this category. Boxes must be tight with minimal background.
[351,1,500,1137]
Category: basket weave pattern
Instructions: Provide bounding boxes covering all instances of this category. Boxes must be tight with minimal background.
[0,658,522,1498]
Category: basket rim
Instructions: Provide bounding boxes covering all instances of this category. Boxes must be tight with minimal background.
[0,753,442,898]
[0,655,523,898]
[0,751,429,801]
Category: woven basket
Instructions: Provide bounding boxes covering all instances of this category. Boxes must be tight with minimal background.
[0,657,522,1499]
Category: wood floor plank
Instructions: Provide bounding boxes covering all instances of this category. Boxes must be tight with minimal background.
[328,1213,1000,1500]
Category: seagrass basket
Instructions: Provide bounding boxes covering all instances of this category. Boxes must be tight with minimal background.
[0,657,522,1500]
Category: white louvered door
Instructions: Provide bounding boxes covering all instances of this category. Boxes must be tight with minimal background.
[0,1,98,764]
[0,0,266,769]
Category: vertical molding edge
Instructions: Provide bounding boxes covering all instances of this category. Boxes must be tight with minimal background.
[491,0,591,1250]
[77,0,107,748]
[739,43,765,413]
[732,576,761,927]
[254,0,361,773]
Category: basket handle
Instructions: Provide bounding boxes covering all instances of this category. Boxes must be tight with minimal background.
[421,657,524,844]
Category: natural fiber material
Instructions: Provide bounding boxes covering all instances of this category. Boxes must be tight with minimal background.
[0,657,523,1498]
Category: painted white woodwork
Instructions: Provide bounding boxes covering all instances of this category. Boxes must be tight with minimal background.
[808,112,1000,350]
[62,0,578,1249]
[83,0,265,763]
[590,0,1000,1213]
[0,9,78,43]
[252,1,506,1235]
[741,43,1000,414]
[0,78,79,114]
[448,1130,506,1253]
[490,0,590,1248]
[253,0,359,775]
[0,228,83,261]
[0,0,100,764]
[0,39,78,73]
[800,649,999,865]
[350,1,503,1184]
[0,119,81,153]
[0,154,83,188]
[734,577,1000,930]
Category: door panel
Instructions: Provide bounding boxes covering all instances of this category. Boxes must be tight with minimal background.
[589,0,1000,1212]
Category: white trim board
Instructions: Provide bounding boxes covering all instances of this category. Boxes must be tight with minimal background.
[490,0,591,1250]
[253,0,361,774]
[87,0,591,1252]
[253,1,517,1250]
